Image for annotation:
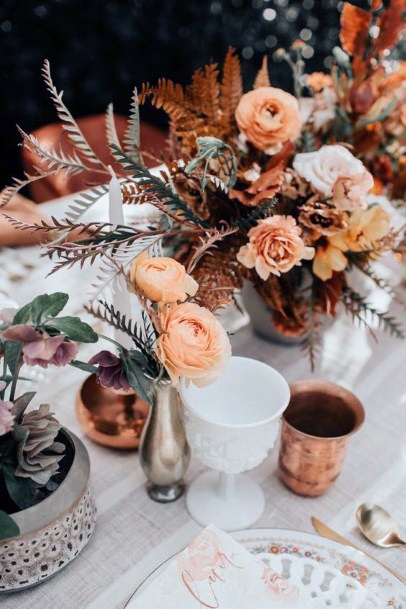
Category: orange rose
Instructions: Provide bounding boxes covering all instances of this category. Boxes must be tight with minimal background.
[307,72,333,93]
[130,254,198,304]
[156,302,231,387]
[236,216,315,280]
[235,87,302,152]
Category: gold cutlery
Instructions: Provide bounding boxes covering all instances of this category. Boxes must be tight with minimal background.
[311,517,406,584]
[356,503,406,548]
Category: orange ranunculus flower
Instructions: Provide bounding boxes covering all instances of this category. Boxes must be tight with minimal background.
[130,254,198,304]
[156,302,231,387]
[235,87,302,152]
[236,215,315,280]
[329,206,391,253]
[313,243,348,281]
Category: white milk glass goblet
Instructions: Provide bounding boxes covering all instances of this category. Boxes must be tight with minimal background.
[180,356,290,531]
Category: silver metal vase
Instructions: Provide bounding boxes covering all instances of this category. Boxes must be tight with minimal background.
[139,381,190,503]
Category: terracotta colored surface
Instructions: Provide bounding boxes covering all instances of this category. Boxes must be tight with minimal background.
[21,115,167,202]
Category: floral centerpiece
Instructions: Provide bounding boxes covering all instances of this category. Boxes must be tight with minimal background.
[0,292,98,539]
[1,2,404,366]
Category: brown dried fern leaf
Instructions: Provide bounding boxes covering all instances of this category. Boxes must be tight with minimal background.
[200,63,221,124]
[254,56,271,89]
[139,79,194,122]
[192,249,243,311]
[220,47,243,128]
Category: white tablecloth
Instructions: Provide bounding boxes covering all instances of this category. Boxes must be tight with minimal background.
[1,193,405,609]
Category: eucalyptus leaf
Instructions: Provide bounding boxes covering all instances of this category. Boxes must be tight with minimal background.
[45,317,98,343]
[0,511,20,541]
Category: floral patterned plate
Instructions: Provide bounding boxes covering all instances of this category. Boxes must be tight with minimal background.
[132,528,405,608]
[235,528,405,609]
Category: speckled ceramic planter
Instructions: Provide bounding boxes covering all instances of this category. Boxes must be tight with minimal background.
[0,430,96,592]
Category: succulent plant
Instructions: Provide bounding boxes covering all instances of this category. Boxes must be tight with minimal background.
[15,404,65,485]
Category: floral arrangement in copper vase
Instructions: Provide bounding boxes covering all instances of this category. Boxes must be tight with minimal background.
[1,2,404,365]
[0,292,98,539]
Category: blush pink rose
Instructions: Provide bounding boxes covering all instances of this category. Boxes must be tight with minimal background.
[332,171,374,211]
[235,87,302,151]
[130,254,198,304]
[156,302,231,387]
[262,568,299,600]
[2,325,78,368]
[293,145,372,200]
[237,215,315,280]
[0,400,14,436]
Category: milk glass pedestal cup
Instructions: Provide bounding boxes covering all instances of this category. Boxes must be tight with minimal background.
[180,356,290,531]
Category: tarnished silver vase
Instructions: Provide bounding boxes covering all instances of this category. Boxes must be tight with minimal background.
[139,382,190,503]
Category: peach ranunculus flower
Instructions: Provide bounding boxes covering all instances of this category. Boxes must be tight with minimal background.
[293,145,373,201]
[332,171,374,211]
[130,254,198,304]
[156,302,231,387]
[235,87,302,152]
[236,216,315,280]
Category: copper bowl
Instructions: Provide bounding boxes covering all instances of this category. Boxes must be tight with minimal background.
[76,374,149,450]
[278,379,365,496]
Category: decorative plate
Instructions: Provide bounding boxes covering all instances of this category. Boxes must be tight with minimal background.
[132,528,405,608]
[236,529,405,609]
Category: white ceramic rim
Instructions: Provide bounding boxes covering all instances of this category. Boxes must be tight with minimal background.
[180,356,290,430]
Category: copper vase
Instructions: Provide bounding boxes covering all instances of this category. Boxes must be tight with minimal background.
[278,379,365,496]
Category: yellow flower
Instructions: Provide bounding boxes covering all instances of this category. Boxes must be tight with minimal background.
[313,242,348,281]
[313,205,391,281]
[329,206,391,253]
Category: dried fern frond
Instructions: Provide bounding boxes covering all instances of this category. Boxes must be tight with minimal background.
[66,184,110,224]
[17,126,86,175]
[220,47,243,128]
[105,103,121,150]
[341,286,405,339]
[187,226,238,274]
[42,60,107,170]
[0,169,60,208]
[192,248,244,311]
[253,56,271,89]
[123,87,142,164]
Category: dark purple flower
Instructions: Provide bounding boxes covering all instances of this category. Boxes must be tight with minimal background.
[89,350,131,392]
[2,325,78,368]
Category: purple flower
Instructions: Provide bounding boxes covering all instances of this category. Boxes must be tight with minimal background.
[0,399,14,436]
[2,325,78,368]
[89,350,131,392]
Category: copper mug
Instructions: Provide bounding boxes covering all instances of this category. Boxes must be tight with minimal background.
[278,379,365,496]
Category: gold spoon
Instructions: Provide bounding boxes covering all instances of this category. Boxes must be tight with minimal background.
[356,503,406,548]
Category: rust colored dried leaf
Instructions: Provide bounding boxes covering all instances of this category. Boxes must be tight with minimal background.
[253,56,271,89]
[231,162,285,206]
[340,3,371,56]
[374,0,406,56]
